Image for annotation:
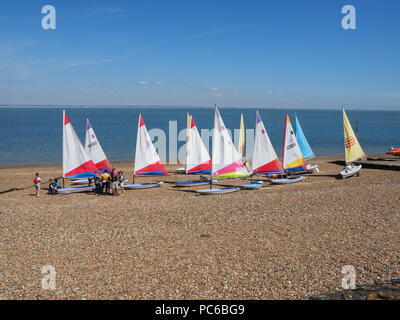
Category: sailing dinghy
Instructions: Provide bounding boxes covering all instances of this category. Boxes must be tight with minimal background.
[282,114,307,173]
[252,111,285,176]
[295,114,319,172]
[269,114,306,184]
[61,111,98,193]
[70,118,112,185]
[173,115,212,187]
[245,110,284,187]
[340,109,366,178]
[197,107,247,195]
[386,147,400,157]
[124,114,167,189]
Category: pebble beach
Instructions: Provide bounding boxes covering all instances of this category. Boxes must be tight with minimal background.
[0,155,399,300]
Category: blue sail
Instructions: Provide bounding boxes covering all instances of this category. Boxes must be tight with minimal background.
[295,115,315,160]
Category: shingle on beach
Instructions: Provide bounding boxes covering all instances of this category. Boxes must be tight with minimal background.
[0,156,399,299]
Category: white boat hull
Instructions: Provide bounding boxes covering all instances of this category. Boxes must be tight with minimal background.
[58,186,95,194]
[270,176,305,184]
[196,187,240,195]
[122,182,163,189]
[340,164,362,178]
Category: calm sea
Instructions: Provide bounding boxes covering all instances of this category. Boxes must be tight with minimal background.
[0,106,399,166]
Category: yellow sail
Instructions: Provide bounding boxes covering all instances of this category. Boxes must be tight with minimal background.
[238,113,245,158]
[343,109,365,163]
[186,112,191,142]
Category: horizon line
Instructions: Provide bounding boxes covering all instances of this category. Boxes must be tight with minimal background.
[0,104,399,111]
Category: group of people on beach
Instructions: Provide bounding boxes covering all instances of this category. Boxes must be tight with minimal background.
[93,168,125,196]
[33,168,126,197]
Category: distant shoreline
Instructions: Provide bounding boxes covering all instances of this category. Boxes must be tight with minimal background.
[0,105,398,111]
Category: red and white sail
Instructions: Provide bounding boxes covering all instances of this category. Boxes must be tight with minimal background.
[134,114,167,175]
[85,118,111,171]
[212,107,248,178]
[252,111,284,174]
[186,116,211,174]
[63,111,97,178]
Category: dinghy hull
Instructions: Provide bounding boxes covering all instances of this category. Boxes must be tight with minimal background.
[241,182,264,190]
[270,176,305,184]
[122,182,163,189]
[196,187,240,195]
[340,164,362,178]
[58,186,95,194]
[173,180,212,187]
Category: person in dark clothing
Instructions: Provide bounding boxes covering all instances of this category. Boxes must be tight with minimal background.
[48,178,59,195]
[94,175,102,195]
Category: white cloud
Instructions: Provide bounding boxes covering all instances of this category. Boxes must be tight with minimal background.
[211,87,219,91]
[266,90,273,94]
[213,92,224,98]
[137,80,161,86]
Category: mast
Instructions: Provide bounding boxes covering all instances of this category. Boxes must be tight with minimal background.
[238,113,245,159]
[210,105,216,189]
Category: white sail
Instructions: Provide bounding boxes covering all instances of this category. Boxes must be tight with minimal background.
[63,111,97,178]
[212,107,248,178]
[134,114,167,175]
[186,116,211,174]
[85,119,111,170]
[252,111,283,174]
[282,114,307,172]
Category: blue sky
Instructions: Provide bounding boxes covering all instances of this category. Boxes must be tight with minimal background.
[0,0,399,109]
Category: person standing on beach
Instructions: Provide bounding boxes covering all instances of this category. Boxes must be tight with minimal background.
[118,171,125,195]
[94,174,102,195]
[33,173,42,197]
[102,170,110,195]
[111,168,119,196]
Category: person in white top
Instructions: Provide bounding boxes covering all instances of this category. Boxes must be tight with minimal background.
[33,172,42,197]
